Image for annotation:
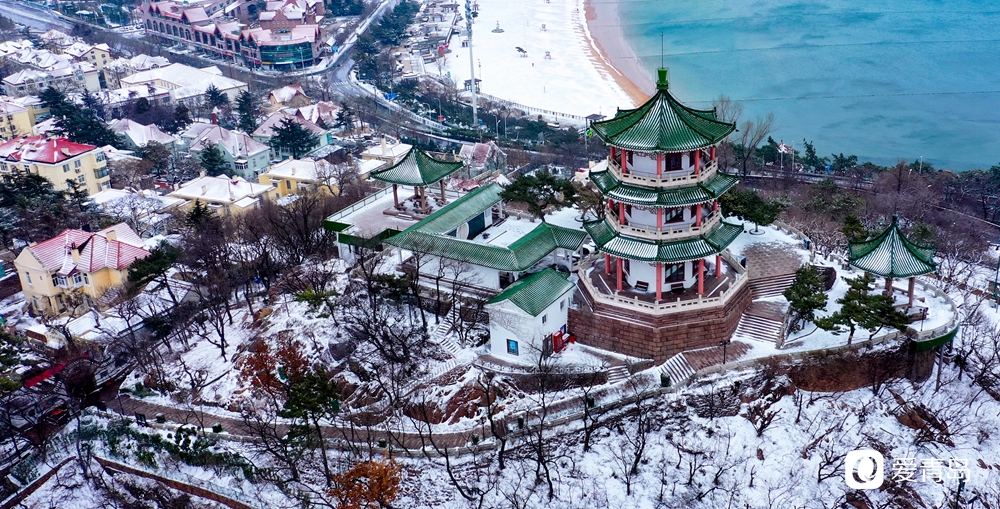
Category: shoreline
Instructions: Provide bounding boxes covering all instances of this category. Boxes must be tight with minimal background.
[582,0,653,107]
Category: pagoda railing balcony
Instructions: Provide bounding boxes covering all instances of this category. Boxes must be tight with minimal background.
[576,249,748,315]
[606,209,721,242]
[607,157,718,189]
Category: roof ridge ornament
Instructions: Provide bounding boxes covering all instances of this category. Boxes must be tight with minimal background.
[656,67,669,90]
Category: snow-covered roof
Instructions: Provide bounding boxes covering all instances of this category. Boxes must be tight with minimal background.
[263,157,330,181]
[0,101,28,115]
[268,84,308,104]
[20,223,150,276]
[361,140,412,160]
[252,110,325,138]
[169,174,274,204]
[289,101,339,125]
[119,63,247,102]
[188,124,269,158]
[91,188,186,211]
[109,118,174,147]
[0,136,97,164]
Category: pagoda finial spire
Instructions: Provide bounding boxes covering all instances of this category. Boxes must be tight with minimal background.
[656,67,669,90]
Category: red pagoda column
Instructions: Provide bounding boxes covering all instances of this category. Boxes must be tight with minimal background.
[622,150,628,173]
[696,204,702,228]
[392,184,399,208]
[657,209,663,230]
[711,146,716,162]
[715,254,722,278]
[656,262,662,301]
[694,150,700,175]
[605,254,611,275]
[616,257,623,292]
[698,259,705,295]
[619,202,626,225]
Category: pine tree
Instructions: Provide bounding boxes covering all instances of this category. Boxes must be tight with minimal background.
[204,84,230,109]
[783,265,828,332]
[235,90,260,133]
[170,105,192,133]
[269,117,319,159]
[842,214,868,243]
[816,272,911,345]
[199,143,229,176]
[334,102,356,132]
[499,171,577,222]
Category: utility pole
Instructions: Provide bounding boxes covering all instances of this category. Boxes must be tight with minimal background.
[465,0,478,129]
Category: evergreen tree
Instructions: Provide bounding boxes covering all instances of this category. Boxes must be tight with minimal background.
[842,214,868,243]
[128,241,181,303]
[40,86,73,118]
[236,90,260,133]
[185,200,214,229]
[140,141,171,175]
[334,102,356,132]
[783,265,828,332]
[204,84,230,109]
[269,118,319,159]
[170,105,192,133]
[199,143,229,176]
[499,171,577,222]
[816,272,911,345]
[721,188,786,233]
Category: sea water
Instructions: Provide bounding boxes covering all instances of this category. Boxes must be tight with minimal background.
[615,0,1000,170]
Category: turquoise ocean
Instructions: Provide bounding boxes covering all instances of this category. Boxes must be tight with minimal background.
[615,0,1000,170]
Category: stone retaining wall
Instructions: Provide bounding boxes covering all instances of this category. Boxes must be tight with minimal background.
[569,281,752,362]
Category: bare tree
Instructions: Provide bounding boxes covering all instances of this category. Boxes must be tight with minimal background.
[733,113,776,178]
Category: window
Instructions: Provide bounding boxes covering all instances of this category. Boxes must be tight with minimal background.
[77,175,86,183]
[52,274,58,287]
[26,272,31,285]
[285,180,291,189]
[96,153,105,162]
[75,160,82,168]
[506,339,519,356]
[541,314,548,324]
[73,273,82,286]
[560,299,565,310]
[62,163,70,172]
[83,273,89,285]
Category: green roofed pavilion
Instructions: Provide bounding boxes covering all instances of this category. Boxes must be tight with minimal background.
[590,68,736,153]
[849,214,936,305]
[487,268,575,316]
[370,147,464,213]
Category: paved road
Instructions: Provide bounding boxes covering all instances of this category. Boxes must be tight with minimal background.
[0,1,74,30]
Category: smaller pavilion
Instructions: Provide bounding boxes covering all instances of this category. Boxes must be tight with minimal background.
[370,147,464,214]
[848,214,937,308]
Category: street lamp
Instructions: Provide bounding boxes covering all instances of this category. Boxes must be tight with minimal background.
[495,118,500,139]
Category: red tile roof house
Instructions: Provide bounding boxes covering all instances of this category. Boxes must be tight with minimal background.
[0,135,111,196]
[13,223,151,317]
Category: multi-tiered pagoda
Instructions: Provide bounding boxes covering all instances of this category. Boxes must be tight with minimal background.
[570,68,752,361]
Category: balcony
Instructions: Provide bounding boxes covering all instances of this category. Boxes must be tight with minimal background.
[607,209,721,242]
[605,154,719,189]
[577,250,748,315]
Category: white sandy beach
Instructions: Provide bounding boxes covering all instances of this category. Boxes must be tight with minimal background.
[439,0,637,119]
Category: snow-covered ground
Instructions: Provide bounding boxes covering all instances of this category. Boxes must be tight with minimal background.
[439,0,634,117]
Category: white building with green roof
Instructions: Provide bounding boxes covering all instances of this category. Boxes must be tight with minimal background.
[486,268,575,361]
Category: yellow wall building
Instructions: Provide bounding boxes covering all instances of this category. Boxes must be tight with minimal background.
[0,101,33,140]
[14,224,151,317]
[168,174,277,215]
[0,136,110,195]
[258,157,338,197]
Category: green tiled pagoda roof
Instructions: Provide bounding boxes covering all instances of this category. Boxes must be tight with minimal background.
[369,147,463,186]
[386,183,587,271]
[487,268,574,316]
[584,219,743,263]
[590,73,736,153]
[848,214,936,278]
[590,169,738,208]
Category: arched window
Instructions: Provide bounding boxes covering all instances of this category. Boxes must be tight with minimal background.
[159,22,165,33]
[146,20,152,29]
[172,25,179,37]
[185,29,191,40]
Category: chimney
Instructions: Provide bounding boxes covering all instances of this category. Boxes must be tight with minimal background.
[70,243,80,263]
[211,112,218,125]
[106,229,117,242]
[291,166,296,176]
[199,170,206,178]
[381,135,387,156]
[201,185,208,195]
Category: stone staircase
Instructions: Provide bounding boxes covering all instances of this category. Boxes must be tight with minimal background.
[659,353,695,387]
[606,365,630,385]
[733,301,786,344]
[429,313,461,356]
[748,273,797,299]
